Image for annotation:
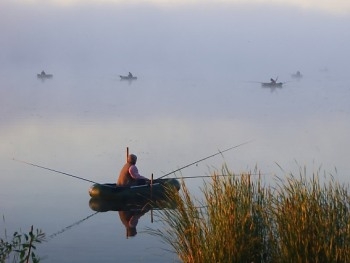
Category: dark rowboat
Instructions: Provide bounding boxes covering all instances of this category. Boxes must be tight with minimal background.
[37,72,53,79]
[88,178,180,202]
[261,82,283,88]
[120,75,137,80]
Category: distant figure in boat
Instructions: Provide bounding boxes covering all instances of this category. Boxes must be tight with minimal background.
[120,72,137,80]
[117,154,149,186]
[37,70,53,80]
[118,208,149,237]
[270,78,276,84]
[292,71,303,79]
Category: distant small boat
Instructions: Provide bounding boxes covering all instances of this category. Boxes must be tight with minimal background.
[37,71,53,79]
[261,82,283,88]
[291,71,303,79]
[261,77,284,88]
[120,75,137,80]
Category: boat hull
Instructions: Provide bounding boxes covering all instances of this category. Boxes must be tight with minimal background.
[88,178,180,201]
[120,75,137,80]
[261,82,283,87]
[37,74,53,79]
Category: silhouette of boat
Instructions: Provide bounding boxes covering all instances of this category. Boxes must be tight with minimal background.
[291,71,303,79]
[261,77,284,88]
[119,73,137,80]
[261,82,283,87]
[120,75,137,80]
[89,178,180,201]
[37,71,53,79]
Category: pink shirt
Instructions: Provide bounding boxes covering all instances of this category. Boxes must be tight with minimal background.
[129,165,147,180]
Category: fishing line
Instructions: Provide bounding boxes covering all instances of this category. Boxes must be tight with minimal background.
[48,212,99,240]
[157,140,254,179]
[13,158,100,184]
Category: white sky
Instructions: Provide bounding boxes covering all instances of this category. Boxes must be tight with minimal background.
[7,0,350,15]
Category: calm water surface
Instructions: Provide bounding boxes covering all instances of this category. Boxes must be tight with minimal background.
[1,68,349,262]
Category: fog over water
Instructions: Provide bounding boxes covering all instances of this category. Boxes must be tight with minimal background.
[1,2,349,76]
[1,1,350,262]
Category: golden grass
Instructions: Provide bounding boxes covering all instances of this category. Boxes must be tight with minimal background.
[148,166,350,263]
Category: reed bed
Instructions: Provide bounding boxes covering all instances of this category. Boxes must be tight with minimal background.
[147,166,350,263]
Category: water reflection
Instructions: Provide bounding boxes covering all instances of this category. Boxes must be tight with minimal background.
[1,63,350,262]
[119,209,149,238]
[261,84,283,93]
[89,198,176,238]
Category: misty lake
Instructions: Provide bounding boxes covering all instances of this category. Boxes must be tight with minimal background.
[1,1,350,262]
[1,66,349,262]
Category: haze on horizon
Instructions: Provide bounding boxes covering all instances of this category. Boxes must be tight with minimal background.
[1,0,350,183]
[0,0,349,79]
[5,0,350,15]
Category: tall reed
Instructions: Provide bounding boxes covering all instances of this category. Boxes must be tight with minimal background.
[269,171,350,262]
[148,165,350,263]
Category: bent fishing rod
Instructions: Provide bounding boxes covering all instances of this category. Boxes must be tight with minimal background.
[13,158,100,184]
[157,140,254,179]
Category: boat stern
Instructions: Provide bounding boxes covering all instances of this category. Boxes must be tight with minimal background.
[89,183,102,198]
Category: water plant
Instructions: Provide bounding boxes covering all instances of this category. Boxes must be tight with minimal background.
[148,166,350,263]
[0,222,45,263]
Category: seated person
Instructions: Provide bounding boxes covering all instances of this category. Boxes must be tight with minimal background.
[117,154,149,186]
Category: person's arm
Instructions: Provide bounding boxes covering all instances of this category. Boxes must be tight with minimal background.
[129,165,148,180]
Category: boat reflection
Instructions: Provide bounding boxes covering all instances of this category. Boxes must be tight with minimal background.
[89,197,176,212]
[89,198,177,238]
[261,84,283,93]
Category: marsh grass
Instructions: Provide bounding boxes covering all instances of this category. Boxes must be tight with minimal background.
[148,166,350,263]
[269,172,350,262]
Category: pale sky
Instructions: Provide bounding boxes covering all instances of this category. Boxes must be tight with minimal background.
[8,0,350,15]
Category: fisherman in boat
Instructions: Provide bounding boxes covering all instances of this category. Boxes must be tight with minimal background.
[128,72,133,78]
[41,70,46,76]
[117,154,149,186]
[270,78,276,84]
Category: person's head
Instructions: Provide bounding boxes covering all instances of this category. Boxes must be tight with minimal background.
[127,154,137,165]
